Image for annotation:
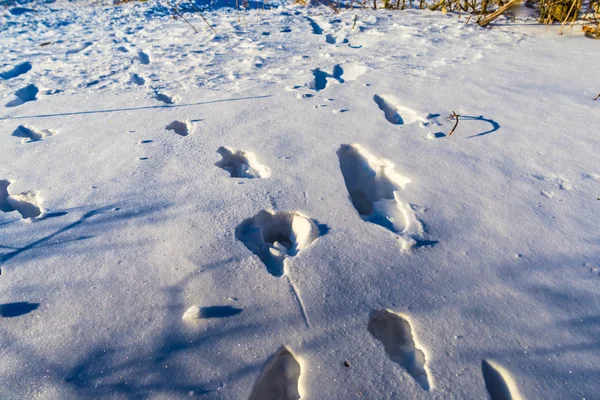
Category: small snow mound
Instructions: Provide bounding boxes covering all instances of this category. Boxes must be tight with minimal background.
[182,306,201,322]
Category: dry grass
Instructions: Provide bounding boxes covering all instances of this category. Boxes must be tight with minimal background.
[302,0,600,32]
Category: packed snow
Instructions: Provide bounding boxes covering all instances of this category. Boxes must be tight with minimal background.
[1,0,599,398]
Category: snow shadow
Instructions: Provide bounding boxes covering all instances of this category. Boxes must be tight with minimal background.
[61,258,251,397]
[0,302,39,317]
[1,95,272,121]
[0,202,167,265]
[199,305,243,319]
[143,0,275,18]
[462,115,500,138]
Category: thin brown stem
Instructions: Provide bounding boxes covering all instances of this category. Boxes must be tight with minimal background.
[186,0,217,33]
[448,111,460,136]
[172,4,199,33]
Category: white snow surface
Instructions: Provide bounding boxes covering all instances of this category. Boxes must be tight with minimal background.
[1,1,599,399]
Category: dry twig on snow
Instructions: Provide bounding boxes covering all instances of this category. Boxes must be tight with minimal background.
[448,111,460,136]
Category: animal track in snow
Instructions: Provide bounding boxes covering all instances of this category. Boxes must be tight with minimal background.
[0,62,32,80]
[0,180,44,219]
[481,359,523,400]
[373,94,423,125]
[337,144,424,246]
[309,65,344,91]
[12,125,55,143]
[6,84,38,107]
[215,147,270,178]
[165,120,192,136]
[249,346,302,400]
[235,210,319,277]
[137,50,150,65]
[368,309,431,391]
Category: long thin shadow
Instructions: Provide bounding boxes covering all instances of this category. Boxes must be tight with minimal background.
[463,115,500,138]
[200,306,243,319]
[0,302,39,317]
[0,95,272,121]
[0,207,113,264]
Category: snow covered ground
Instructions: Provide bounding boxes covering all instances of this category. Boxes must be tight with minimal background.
[1,1,599,398]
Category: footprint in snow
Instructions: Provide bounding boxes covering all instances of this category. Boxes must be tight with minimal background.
[368,309,431,391]
[0,62,32,80]
[12,125,55,143]
[130,73,145,85]
[337,143,429,250]
[0,180,44,220]
[373,94,424,125]
[137,50,150,65]
[308,65,344,91]
[165,120,192,136]
[6,84,38,108]
[235,210,319,277]
[248,347,302,400]
[481,359,524,400]
[215,146,270,179]
[154,92,179,105]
